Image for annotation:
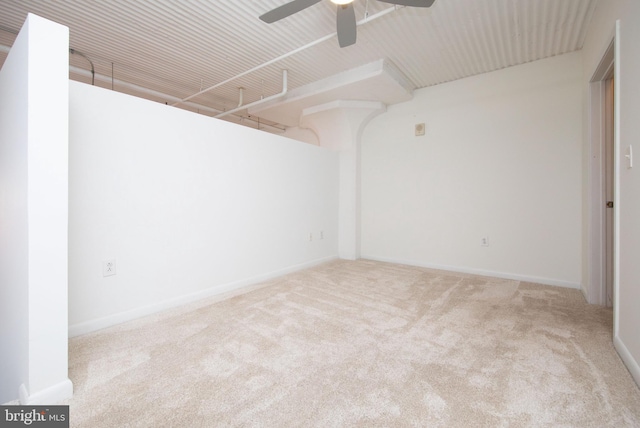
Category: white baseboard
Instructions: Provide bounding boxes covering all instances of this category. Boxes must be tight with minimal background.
[614,335,640,388]
[19,379,73,405]
[361,255,582,289]
[69,256,338,337]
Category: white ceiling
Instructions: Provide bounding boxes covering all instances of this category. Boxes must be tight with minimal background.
[0,0,598,131]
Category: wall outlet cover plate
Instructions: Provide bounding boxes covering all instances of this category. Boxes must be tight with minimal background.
[103,259,116,276]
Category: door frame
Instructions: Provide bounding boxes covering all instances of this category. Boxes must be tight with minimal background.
[587,25,619,312]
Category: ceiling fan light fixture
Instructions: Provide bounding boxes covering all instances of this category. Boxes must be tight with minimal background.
[260,0,435,47]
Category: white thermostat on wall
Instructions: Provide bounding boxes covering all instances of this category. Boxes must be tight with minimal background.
[415,123,425,136]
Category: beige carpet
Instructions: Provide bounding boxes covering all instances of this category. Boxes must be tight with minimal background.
[66,260,640,427]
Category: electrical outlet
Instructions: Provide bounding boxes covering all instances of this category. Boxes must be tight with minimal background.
[103,259,116,277]
[480,237,489,247]
[415,123,426,136]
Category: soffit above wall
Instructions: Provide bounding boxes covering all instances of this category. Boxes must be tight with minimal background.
[249,59,413,127]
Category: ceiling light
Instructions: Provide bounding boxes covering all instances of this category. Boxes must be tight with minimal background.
[330,0,354,5]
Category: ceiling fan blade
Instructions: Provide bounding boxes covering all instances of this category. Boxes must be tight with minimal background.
[376,0,436,7]
[259,0,323,23]
[336,4,356,48]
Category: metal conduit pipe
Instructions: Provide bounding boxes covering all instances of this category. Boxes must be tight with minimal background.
[236,87,244,108]
[215,70,287,119]
[66,64,222,113]
[3,44,94,86]
[69,48,95,85]
[71,65,287,132]
[172,5,398,107]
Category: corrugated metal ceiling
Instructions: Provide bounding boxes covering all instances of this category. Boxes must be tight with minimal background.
[0,0,597,130]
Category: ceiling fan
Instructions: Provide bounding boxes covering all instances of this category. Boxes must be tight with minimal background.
[259,0,436,48]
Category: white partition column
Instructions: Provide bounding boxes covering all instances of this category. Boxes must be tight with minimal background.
[0,14,72,404]
[301,101,385,260]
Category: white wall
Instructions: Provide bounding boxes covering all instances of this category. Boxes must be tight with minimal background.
[0,14,72,404]
[361,52,583,288]
[582,0,640,386]
[68,82,338,335]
